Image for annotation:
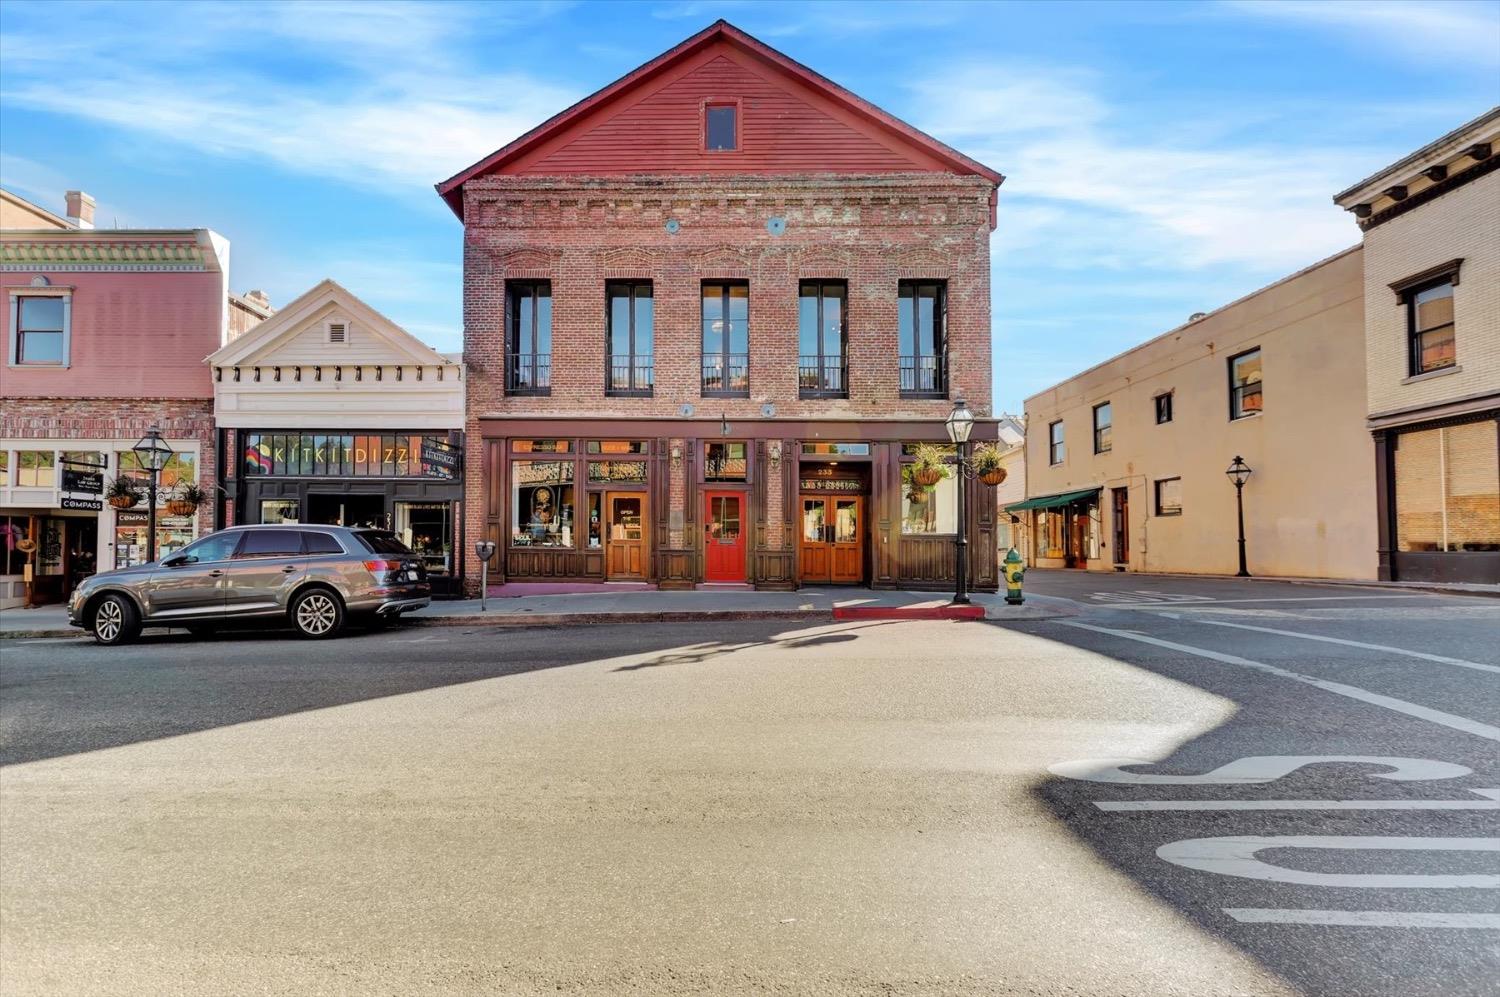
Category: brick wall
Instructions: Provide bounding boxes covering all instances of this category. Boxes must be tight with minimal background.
[2,397,217,533]
[1363,169,1500,420]
[460,172,995,588]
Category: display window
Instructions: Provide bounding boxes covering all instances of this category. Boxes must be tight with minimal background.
[113,510,194,567]
[511,461,574,547]
[901,472,957,534]
[260,499,300,524]
[395,502,454,578]
[588,460,647,483]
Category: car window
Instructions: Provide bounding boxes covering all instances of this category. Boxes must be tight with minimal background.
[234,529,304,558]
[302,532,345,555]
[354,530,414,555]
[175,532,241,564]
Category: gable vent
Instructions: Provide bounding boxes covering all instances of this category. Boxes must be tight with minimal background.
[328,322,347,344]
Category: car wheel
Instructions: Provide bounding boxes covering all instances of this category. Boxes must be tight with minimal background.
[290,588,344,639]
[92,594,142,646]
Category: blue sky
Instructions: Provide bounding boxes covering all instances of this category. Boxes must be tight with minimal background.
[2,0,1497,413]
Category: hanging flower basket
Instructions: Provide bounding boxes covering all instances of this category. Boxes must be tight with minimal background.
[907,487,929,504]
[971,443,1006,487]
[980,467,1008,487]
[166,499,199,517]
[108,494,139,510]
[912,467,943,487]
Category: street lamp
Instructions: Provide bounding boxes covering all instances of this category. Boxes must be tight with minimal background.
[132,426,174,563]
[1225,455,1253,578]
[945,399,975,605]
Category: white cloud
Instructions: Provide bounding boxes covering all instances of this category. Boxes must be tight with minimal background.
[1223,0,1500,71]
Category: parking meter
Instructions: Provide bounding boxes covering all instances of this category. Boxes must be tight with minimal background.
[474,540,497,611]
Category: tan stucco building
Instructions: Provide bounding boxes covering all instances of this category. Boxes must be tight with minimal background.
[1334,107,1499,584]
[1016,248,1374,578]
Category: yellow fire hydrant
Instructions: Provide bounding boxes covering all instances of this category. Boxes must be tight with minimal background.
[1003,548,1025,605]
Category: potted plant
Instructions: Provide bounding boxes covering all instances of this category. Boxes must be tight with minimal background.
[908,443,949,487]
[105,477,140,510]
[166,482,205,518]
[971,443,1008,487]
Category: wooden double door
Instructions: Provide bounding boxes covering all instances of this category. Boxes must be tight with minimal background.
[800,494,863,585]
[605,492,647,580]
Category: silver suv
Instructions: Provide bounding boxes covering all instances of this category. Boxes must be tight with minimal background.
[69,524,431,645]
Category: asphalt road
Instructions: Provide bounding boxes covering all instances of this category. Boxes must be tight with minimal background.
[2,573,1497,996]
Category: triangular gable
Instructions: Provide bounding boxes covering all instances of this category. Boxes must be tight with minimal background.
[206,279,454,368]
[436,20,1002,219]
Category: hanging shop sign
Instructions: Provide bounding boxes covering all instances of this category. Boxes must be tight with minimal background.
[60,496,104,511]
[61,465,105,495]
[419,438,461,473]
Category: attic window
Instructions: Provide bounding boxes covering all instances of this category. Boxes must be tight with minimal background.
[327,321,348,344]
[705,102,737,152]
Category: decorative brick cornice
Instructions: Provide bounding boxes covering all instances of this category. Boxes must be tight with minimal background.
[0,238,215,272]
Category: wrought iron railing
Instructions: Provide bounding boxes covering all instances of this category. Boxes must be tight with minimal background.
[508,352,551,394]
[607,355,654,396]
[899,353,946,397]
[702,353,749,396]
[798,355,848,398]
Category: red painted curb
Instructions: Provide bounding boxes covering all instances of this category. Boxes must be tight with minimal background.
[831,605,985,621]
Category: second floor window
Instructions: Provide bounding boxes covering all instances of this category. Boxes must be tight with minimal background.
[1407,279,1456,376]
[507,281,551,395]
[1093,402,1112,454]
[702,281,749,397]
[1048,420,1065,465]
[607,281,653,396]
[10,294,68,366]
[1228,347,1262,420]
[798,280,847,398]
[899,280,946,397]
[1155,392,1173,424]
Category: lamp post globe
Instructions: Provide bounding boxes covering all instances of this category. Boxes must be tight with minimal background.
[1225,455,1253,577]
[131,427,174,563]
[947,400,974,605]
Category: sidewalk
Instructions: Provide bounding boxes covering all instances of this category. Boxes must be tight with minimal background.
[0,587,1074,639]
[1071,570,1500,598]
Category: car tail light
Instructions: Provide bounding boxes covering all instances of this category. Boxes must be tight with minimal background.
[364,559,404,574]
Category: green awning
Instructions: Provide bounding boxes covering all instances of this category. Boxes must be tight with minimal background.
[1004,487,1101,512]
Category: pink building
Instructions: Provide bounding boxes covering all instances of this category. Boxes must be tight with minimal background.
[1,188,240,607]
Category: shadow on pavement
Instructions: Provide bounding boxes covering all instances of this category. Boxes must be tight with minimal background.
[1001,619,1500,997]
[0,620,868,767]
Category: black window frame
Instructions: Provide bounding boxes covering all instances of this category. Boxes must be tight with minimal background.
[898,280,947,399]
[506,280,552,396]
[1155,392,1173,424]
[701,280,750,398]
[1155,477,1183,516]
[1227,347,1262,420]
[1048,420,1065,465]
[798,279,848,399]
[1092,401,1112,454]
[606,280,654,397]
[1404,277,1457,377]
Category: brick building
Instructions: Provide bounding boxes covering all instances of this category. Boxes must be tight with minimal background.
[438,21,1005,593]
[1334,107,1499,583]
[1,188,251,607]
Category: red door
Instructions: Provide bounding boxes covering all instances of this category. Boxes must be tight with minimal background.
[704,491,746,582]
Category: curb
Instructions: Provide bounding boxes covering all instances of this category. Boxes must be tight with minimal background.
[407,609,833,628]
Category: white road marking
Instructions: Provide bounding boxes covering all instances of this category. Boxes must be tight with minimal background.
[1223,908,1500,929]
[1098,789,1500,812]
[1156,835,1500,888]
[1050,755,1471,785]
[1058,620,1500,743]
[1090,594,1430,609]
[1175,618,1500,676]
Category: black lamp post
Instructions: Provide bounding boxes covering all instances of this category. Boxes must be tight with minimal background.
[1225,455,1252,578]
[132,426,174,563]
[945,399,975,604]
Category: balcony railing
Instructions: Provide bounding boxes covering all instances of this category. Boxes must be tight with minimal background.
[607,354,654,397]
[702,353,749,397]
[899,353,946,398]
[507,352,551,395]
[798,355,848,398]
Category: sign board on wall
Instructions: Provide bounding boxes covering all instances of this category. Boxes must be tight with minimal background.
[799,478,864,492]
[60,496,103,511]
[419,439,461,473]
[61,467,104,494]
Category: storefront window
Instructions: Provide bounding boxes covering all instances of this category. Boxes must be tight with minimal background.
[395,502,453,578]
[587,493,603,549]
[113,510,194,568]
[802,442,870,457]
[705,442,747,481]
[0,451,7,487]
[260,499,300,524]
[117,451,196,490]
[588,461,648,482]
[17,451,55,487]
[511,461,574,547]
[1395,421,1500,553]
[902,473,957,534]
[1,515,27,575]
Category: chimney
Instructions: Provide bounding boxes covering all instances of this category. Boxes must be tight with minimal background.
[64,190,95,229]
[243,289,272,311]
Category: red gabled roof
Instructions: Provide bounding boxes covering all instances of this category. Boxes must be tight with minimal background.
[435,19,1004,220]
